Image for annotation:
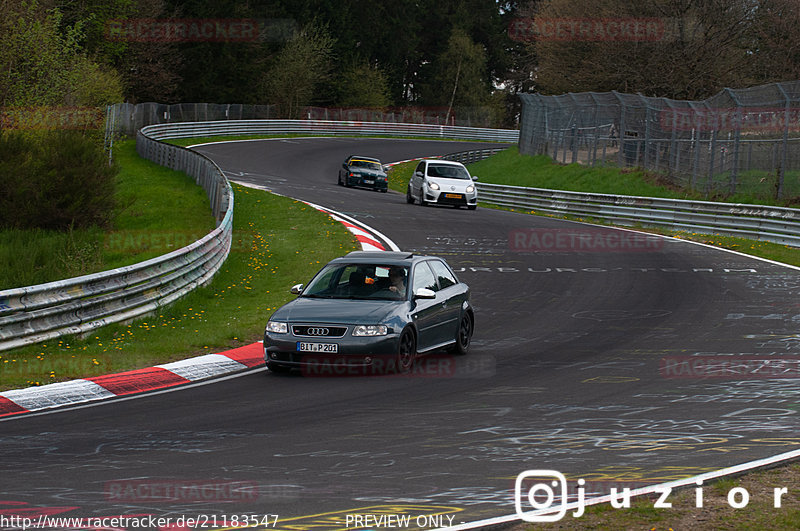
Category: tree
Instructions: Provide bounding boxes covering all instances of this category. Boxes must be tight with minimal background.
[747,0,800,84]
[259,23,335,118]
[419,27,490,122]
[0,0,123,111]
[335,63,392,108]
[532,0,758,99]
[116,0,183,103]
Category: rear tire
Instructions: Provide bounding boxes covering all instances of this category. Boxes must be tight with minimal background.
[450,312,473,355]
[406,186,415,204]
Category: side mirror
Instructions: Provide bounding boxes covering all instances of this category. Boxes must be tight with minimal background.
[415,171,424,178]
[471,175,479,181]
[413,288,436,300]
[290,284,304,295]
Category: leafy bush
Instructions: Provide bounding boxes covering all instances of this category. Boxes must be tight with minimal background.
[0,131,117,230]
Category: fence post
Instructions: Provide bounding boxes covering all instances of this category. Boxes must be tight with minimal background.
[641,94,651,170]
[613,92,625,167]
[777,84,791,200]
[724,89,742,196]
[707,128,718,197]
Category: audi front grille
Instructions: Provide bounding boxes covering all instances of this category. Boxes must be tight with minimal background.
[292,325,348,338]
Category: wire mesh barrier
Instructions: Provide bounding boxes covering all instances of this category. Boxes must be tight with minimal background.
[519,81,800,200]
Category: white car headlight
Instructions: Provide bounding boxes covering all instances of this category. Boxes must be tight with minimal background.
[353,325,388,337]
[466,185,475,193]
[266,321,288,334]
[428,181,440,191]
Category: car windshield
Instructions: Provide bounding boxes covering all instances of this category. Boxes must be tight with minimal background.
[350,160,382,171]
[427,163,470,180]
[302,263,409,300]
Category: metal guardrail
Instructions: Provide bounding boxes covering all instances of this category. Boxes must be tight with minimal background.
[441,148,507,164]
[0,132,233,353]
[139,119,520,143]
[0,119,515,352]
[476,182,800,247]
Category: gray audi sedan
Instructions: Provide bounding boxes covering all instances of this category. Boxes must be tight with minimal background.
[263,251,474,374]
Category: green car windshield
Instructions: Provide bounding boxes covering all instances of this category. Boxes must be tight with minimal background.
[302,263,408,300]
[350,159,383,171]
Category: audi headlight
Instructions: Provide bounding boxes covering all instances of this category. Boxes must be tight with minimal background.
[353,325,388,337]
[466,185,475,193]
[266,321,288,334]
[428,181,440,191]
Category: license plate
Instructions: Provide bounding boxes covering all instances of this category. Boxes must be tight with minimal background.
[297,342,338,353]
[445,193,462,199]
[363,180,374,184]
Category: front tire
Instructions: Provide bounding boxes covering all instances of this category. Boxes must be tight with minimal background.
[418,188,428,206]
[266,361,291,374]
[467,205,477,210]
[396,328,417,372]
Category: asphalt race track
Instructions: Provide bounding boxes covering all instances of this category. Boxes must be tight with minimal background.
[3,137,800,530]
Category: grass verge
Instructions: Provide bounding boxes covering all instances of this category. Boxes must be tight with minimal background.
[513,463,800,530]
[469,146,800,207]
[0,140,214,290]
[0,184,358,392]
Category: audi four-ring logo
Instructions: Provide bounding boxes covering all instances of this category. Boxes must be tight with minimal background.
[306,328,329,336]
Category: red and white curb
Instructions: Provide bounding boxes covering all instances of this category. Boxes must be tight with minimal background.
[302,199,400,252]
[0,343,264,419]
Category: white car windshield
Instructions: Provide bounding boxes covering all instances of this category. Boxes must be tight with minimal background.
[427,163,470,180]
[302,263,409,300]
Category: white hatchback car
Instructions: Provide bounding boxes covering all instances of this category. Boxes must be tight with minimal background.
[406,159,478,210]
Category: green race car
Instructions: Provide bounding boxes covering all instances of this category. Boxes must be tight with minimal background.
[338,155,389,192]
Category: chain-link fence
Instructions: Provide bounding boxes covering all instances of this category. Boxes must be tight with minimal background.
[519,81,800,200]
[106,102,498,138]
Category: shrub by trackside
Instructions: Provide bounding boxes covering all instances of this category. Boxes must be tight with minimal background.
[0,130,118,230]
